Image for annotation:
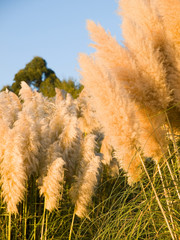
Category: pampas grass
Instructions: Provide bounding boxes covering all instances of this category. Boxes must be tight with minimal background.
[77,0,180,237]
[40,156,65,212]
[0,126,27,214]
[0,0,180,239]
[79,54,142,184]
[86,19,169,163]
[70,134,101,218]
[80,0,180,178]
[0,90,21,128]
[77,89,101,134]
[120,0,172,110]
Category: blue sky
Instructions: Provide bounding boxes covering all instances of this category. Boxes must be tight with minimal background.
[0,0,123,89]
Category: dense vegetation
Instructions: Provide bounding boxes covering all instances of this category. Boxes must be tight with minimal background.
[0,0,180,239]
[1,56,83,99]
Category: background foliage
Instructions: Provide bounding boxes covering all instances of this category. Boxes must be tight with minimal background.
[1,56,83,98]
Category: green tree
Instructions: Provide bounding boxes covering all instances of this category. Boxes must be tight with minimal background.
[11,57,49,95]
[39,72,62,97]
[59,78,83,99]
[1,56,83,98]
[0,85,11,92]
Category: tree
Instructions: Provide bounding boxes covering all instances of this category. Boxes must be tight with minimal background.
[11,57,49,95]
[1,85,11,92]
[2,56,83,98]
[58,78,83,99]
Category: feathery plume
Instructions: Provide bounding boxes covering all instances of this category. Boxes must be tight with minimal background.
[86,20,169,113]
[55,88,66,103]
[39,155,65,212]
[13,110,40,175]
[100,136,113,166]
[152,0,180,110]
[70,134,101,218]
[0,90,22,128]
[86,6,169,162]
[19,81,34,103]
[19,82,54,175]
[153,0,180,55]
[0,128,27,213]
[119,0,171,110]
[0,120,9,163]
[79,54,142,184]
[77,89,101,134]
[87,19,129,70]
[59,113,82,179]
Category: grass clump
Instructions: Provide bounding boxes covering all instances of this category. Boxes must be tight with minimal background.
[0,0,180,239]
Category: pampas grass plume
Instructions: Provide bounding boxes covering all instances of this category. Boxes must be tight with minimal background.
[79,53,142,184]
[40,157,65,212]
[0,129,27,213]
[70,134,101,218]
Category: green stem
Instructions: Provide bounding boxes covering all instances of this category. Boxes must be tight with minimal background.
[138,153,175,240]
[69,210,76,240]
[24,189,28,240]
[41,199,46,240]
[33,178,37,240]
[157,164,176,235]
[165,111,180,168]
[8,212,11,240]
[166,160,180,200]
[140,181,158,235]
[44,211,48,240]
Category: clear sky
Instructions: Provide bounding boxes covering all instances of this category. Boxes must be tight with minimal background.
[0,0,123,89]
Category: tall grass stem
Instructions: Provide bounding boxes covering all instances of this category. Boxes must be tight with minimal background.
[8,213,11,240]
[138,153,175,240]
[69,210,76,240]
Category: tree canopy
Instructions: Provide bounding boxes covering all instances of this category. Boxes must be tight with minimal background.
[1,56,83,98]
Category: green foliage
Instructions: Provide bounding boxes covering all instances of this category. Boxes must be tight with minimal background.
[1,56,83,98]
[0,153,179,240]
[0,85,11,92]
[39,72,62,97]
[11,57,48,95]
[59,79,83,99]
